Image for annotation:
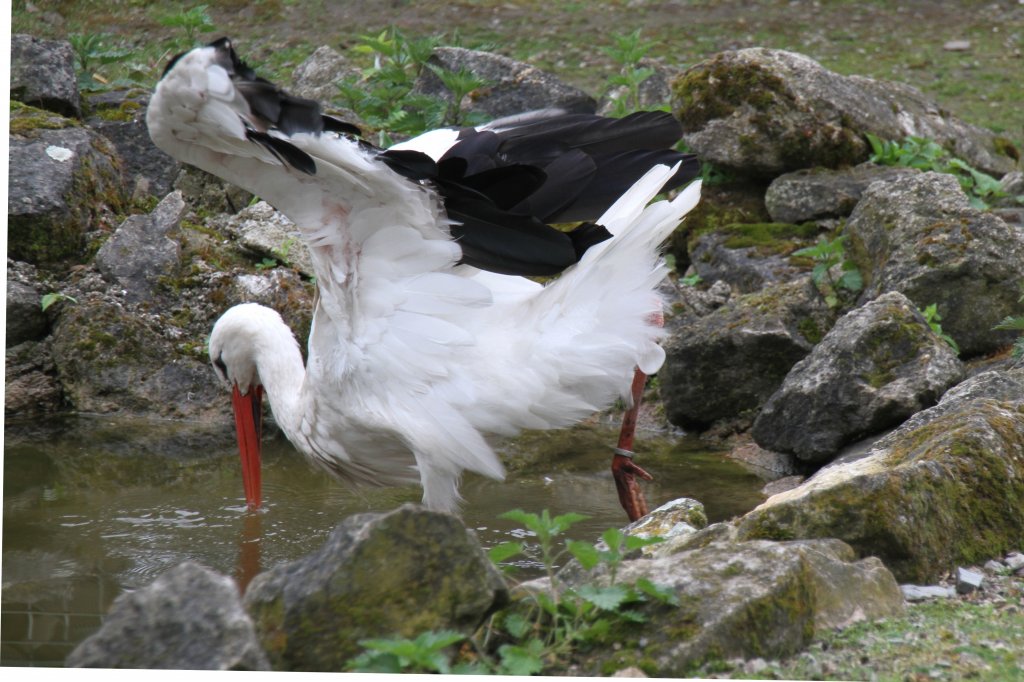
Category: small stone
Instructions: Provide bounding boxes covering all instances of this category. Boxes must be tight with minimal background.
[955,566,984,594]
[1005,552,1024,571]
[984,559,1006,573]
[943,40,971,51]
[612,666,648,677]
[901,584,956,601]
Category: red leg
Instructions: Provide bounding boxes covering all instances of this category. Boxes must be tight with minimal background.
[612,310,663,522]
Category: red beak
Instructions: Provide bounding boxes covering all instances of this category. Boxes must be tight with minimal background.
[231,384,264,509]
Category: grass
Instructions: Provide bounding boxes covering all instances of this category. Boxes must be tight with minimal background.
[11,1,1024,144]
[712,593,1024,681]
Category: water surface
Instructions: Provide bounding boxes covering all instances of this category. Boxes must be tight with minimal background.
[2,415,768,666]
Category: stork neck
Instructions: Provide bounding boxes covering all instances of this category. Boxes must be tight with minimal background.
[254,339,306,439]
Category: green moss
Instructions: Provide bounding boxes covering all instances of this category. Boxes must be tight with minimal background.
[9,101,80,136]
[719,221,820,255]
[93,99,142,122]
[673,58,788,131]
[796,316,825,344]
[992,136,1021,162]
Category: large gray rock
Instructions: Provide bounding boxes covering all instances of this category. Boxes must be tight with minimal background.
[8,111,125,264]
[66,562,269,670]
[95,192,186,303]
[752,291,964,463]
[673,48,1017,178]
[11,34,80,118]
[688,224,816,293]
[291,45,361,104]
[558,537,903,676]
[244,504,508,671]
[738,366,1024,582]
[415,46,596,119]
[660,278,834,430]
[765,164,920,224]
[845,172,1024,357]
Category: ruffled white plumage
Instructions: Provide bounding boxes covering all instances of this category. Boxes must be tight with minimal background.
[151,44,701,513]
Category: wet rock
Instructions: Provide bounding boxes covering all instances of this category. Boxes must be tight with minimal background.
[673,48,1016,178]
[244,504,508,671]
[561,537,903,676]
[5,340,63,417]
[11,34,80,118]
[415,46,596,119]
[660,278,834,430]
[846,172,1024,357]
[95,192,186,303]
[6,280,47,346]
[956,567,984,594]
[623,498,708,556]
[84,89,180,199]
[901,585,956,601]
[765,164,919,224]
[8,109,125,264]
[752,292,964,463]
[738,380,1024,582]
[66,561,269,670]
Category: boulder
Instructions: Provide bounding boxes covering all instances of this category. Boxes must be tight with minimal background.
[561,537,903,676]
[415,46,596,119]
[5,340,63,417]
[291,45,361,105]
[660,279,834,430]
[49,296,223,419]
[764,164,919,224]
[738,366,1024,582]
[6,280,47,346]
[673,48,1016,178]
[66,562,269,670]
[11,34,80,118]
[845,172,1024,357]
[218,200,314,278]
[95,192,186,303]
[688,222,817,293]
[752,291,964,463]
[244,504,508,671]
[84,90,180,200]
[8,106,125,264]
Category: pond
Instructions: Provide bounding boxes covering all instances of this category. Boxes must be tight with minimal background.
[1,414,769,667]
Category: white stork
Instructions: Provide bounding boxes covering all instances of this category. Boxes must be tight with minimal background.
[147,37,701,520]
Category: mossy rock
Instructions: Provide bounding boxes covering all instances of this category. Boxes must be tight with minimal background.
[739,398,1024,582]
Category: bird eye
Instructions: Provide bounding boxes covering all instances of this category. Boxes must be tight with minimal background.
[213,355,229,381]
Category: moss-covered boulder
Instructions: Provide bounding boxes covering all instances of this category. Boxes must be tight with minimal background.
[8,103,125,265]
[243,505,508,671]
[672,48,1016,178]
[689,221,819,293]
[752,291,964,463]
[845,172,1024,357]
[738,369,1024,582]
[559,537,903,676]
[660,278,834,430]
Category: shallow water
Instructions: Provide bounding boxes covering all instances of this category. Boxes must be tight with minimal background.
[1,415,768,667]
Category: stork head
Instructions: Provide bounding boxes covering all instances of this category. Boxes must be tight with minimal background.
[209,303,301,510]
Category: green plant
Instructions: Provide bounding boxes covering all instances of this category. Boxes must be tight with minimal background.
[866,133,1020,210]
[68,33,132,89]
[348,630,466,674]
[792,234,863,308]
[335,28,487,144]
[344,509,679,676]
[157,4,216,45]
[993,286,1024,358]
[41,292,77,311]
[602,30,662,117]
[919,303,959,354]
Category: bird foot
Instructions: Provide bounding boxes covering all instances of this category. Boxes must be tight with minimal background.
[612,451,653,522]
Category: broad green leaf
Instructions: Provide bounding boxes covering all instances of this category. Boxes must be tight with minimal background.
[577,584,630,611]
[501,611,533,639]
[636,577,681,606]
[489,541,525,564]
[566,539,601,570]
[497,639,546,676]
